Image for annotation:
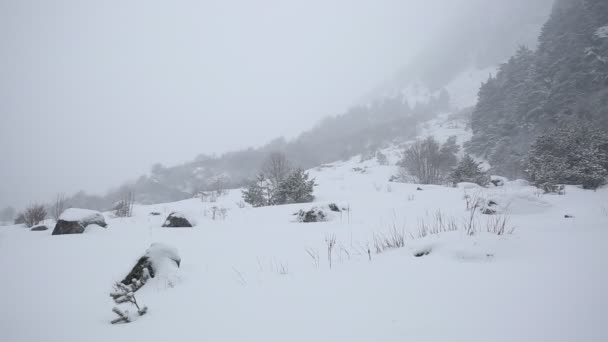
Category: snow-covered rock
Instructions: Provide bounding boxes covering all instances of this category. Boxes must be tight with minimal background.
[52,208,107,235]
[59,208,107,227]
[121,243,181,290]
[490,175,508,187]
[162,212,193,228]
[30,225,48,231]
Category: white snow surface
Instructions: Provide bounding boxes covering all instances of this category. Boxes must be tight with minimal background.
[1,141,607,341]
[144,243,181,290]
[58,208,106,225]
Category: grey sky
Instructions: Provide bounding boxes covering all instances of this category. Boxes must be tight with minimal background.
[0,0,550,209]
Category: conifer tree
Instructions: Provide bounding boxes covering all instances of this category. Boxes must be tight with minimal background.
[449,155,488,186]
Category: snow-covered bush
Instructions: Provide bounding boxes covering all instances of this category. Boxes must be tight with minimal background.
[23,204,47,228]
[296,207,328,223]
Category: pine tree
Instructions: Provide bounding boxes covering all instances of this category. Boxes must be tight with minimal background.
[527,125,608,189]
[275,168,316,204]
[449,155,488,186]
[242,173,272,207]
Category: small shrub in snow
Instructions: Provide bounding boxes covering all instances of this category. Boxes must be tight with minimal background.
[113,190,135,218]
[484,213,514,235]
[210,206,227,220]
[50,193,69,221]
[417,210,458,238]
[374,226,406,254]
[296,207,329,223]
[23,204,47,228]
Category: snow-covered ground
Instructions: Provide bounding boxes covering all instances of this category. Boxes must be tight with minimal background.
[2,115,607,341]
[1,151,607,341]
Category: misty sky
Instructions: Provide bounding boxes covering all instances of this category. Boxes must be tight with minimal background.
[0,0,549,209]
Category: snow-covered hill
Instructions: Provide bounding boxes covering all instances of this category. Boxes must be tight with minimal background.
[1,135,607,341]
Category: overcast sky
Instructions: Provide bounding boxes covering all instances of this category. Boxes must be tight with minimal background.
[0,0,550,209]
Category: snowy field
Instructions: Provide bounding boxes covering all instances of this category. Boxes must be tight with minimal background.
[1,150,607,342]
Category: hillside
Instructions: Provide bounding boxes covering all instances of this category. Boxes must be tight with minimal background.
[2,127,607,341]
[467,0,608,178]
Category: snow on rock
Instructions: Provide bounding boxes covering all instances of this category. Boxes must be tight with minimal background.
[146,243,181,269]
[121,243,181,289]
[30,225,48,231]
[161,212,193,228]
[58,208,107,227]
[490,175,508,187]
[143,243,181,290]
[52,208,107,235]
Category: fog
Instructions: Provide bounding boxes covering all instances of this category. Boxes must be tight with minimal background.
[0,0,551,209]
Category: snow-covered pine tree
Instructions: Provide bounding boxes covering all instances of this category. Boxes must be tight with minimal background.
[275,168,315,204]
[449,155,488,186]
[527,125,608,189]
[242,173,272,207]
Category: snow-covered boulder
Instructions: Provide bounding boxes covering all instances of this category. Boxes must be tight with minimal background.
[121,243,181,287]
[52,208,107,235]
[30,225,48,231]
[162,212,192,228]
[490,175,507,187]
